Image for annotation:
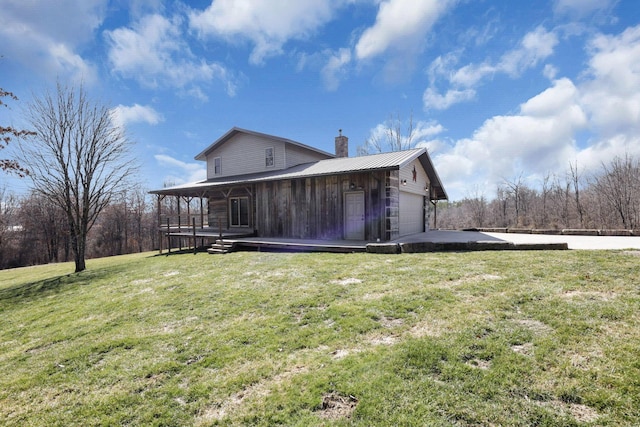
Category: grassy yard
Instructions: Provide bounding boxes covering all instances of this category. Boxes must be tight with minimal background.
[1,249,639,426]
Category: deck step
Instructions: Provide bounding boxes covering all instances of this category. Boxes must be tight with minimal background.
[207,240,235,254]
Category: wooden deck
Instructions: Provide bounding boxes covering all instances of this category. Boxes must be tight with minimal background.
[229,237,367,253]
[161,229,570,255]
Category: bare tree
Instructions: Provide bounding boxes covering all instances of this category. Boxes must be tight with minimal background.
[464,186,487,228]
[593,154,639,230]
[568,160,586,227]
[357,112,416,155]
[503,174,527,226]
[18,83,137,272]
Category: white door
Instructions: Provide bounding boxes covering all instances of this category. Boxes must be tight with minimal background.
[344,192,365,240]
[399,192,424,236]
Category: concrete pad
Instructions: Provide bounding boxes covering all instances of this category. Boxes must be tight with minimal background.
[484,232,640,250]
[394,230,639,251]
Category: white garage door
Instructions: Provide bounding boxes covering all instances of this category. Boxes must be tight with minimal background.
[399,192,424,237]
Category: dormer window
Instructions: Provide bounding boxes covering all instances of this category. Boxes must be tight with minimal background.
[265,147,274,167]
[214,157,221,175]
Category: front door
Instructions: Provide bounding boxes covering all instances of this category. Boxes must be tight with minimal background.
[344,192,365,240]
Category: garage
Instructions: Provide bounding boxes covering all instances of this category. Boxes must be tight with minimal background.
[399,191,425,237]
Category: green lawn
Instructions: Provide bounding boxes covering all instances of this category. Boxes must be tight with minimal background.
[1,249,639,426]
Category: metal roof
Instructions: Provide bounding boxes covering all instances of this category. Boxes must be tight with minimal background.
[152,148,447,200]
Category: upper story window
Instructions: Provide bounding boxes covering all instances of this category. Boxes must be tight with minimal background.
[214,157,221,175]
[265,147,274,167]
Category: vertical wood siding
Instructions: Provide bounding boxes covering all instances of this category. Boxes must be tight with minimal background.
[207,188,254,230]
[254,171,387,240]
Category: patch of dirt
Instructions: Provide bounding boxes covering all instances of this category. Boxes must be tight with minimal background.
[163,271,180,277]
[131,278,152,285]
[409,319,447,338]
[198,365,309,423]
[333,277,362,286]
[622,250,640,257]
[568,350,603,370]
[561,290,616,301]
[514,318,553,335]
[466,358,492,370]
[361,292,386,300]
[511,342,534,355]
[370,335,398,346]
[330,348,354,359]
[317,392,358,420]
[479,274,503,281]
[538,400,600,423]
[379,316,404,328]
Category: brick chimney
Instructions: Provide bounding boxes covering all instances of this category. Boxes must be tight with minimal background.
[335,129,348,158]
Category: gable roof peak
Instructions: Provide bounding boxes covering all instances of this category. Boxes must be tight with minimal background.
[194,127,334,161]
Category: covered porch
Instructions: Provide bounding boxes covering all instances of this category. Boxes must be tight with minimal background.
[151,182,257,254]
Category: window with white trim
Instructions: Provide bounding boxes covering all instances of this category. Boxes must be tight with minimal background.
[265,147,274,167]
[214,157,221,175]
[229,197,250,227]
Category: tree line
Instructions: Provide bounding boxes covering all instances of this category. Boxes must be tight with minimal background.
[437,155,640,232]
[0,187,162,269]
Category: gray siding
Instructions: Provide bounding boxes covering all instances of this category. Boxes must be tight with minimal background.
[284,144,330,168]
[206,133,286,179]
[205,133,332,179]
[399,158,430,196]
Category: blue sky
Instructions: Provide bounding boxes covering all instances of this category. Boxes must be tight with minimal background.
[1,0,639,200]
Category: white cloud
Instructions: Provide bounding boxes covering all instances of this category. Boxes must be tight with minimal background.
[321,48,352,91]
[426,26,558,111]
[451,26,558,87]
[434,78,587,199]
[499,26,559,77]
[423,87,476,110]
[553,0,617,17]
[154,154,206,184]
[580,25,640,137]
[105,14,237,97]
[433,25,640,200]
[0,0,104,83]
[355,0,456,60]
[111,104,164,129]
[189,0,338,65]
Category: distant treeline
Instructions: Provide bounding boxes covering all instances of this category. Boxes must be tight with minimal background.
[1,187,180,269]
[438,154,639,232]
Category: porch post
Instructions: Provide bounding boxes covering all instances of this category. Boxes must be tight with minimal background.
[200,196,205,229]
[157,195,163,254]
[192,217,197,254]
[166,217,171,254]
[200,195,205,248]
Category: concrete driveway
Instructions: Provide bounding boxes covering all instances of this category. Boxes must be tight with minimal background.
[484,232,640,250]
[400,230,640,250]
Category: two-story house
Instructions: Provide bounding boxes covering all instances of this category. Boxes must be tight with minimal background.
[150,127,447,242]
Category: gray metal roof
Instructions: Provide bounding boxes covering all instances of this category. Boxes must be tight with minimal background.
[152,147,448,200]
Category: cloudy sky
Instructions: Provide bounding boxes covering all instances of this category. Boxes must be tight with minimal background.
[1,0,639,200]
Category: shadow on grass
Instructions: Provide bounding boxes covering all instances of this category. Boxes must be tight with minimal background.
[0,264,133,305]
[152,247,210,257]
